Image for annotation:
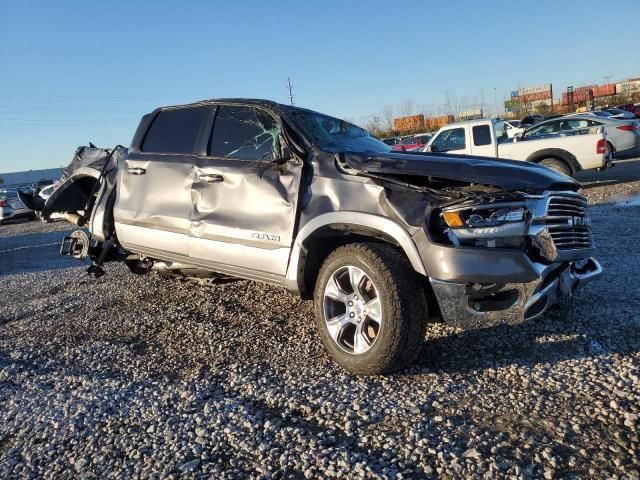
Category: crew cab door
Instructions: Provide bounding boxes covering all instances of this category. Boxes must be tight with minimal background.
[114,105,212,256]
[189,104,303,277]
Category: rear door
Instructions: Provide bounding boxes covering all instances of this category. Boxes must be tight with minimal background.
[114,105,212,257]
[189,104,303,277]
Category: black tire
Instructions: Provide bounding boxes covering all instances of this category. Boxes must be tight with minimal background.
[606,142,615,162]
[539,157,571,176]
[313,243,428,374]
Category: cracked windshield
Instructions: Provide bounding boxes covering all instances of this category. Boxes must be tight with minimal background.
[290,110,391,153]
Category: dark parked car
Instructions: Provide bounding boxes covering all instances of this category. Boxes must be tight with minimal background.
[20,99,602,374]
[380,136,400,146]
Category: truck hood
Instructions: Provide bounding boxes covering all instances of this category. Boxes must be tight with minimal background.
[342,151,580,192]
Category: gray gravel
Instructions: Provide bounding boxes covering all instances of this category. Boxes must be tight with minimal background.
[1,160,640,479]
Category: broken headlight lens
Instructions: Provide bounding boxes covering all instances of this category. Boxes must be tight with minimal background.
[443,207,525,228]
[440,206,528,248]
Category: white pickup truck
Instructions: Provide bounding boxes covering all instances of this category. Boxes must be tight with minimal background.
[424,118,609,176]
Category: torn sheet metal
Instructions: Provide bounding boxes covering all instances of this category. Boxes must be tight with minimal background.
[341,151,579,192]
[18,146,126,222]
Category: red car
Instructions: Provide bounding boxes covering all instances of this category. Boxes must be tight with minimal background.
[392,134,432,151]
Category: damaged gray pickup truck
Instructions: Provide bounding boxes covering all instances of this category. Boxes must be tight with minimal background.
[21,99,602,374]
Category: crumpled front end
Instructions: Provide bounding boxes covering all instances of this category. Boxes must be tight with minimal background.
[430,257,602,329]
[419,190,603,329]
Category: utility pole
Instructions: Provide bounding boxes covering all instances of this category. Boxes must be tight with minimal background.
[493,88,497,117]
[604,75,611,84]
[287,77,295,106]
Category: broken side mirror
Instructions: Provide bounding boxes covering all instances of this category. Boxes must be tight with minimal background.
[270,133,297,166]
[274,145,293,165]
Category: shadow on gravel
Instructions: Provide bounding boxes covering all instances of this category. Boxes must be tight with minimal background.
[0,227,78,276]
[417,311,640,374]
[577,158,640,193]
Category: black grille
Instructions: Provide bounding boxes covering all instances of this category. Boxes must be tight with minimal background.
[545,195,593,251]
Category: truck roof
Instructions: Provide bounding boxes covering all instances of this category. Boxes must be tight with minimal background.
[441,117,501,128]
[150,98,311,117]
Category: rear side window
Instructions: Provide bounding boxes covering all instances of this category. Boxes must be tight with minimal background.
[142,107,210,154]
[472,125,492,146]
[209,106,281,161]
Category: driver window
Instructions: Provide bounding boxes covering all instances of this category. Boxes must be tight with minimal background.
[559,119,590,132]
[493,121,508,143]
[209,106,281,161]
[431,128,466,152]
[523,121,558,139]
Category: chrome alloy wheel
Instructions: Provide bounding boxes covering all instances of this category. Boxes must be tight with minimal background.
[323,265,382,355]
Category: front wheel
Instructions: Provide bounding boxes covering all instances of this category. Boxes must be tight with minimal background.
[313,243,428,374]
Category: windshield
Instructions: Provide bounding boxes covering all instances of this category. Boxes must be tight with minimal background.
[289,110,391,153]
[593,111,613,117]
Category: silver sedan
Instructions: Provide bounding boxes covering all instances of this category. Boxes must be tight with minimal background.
[554,115,640,157]
[0,189,35,224]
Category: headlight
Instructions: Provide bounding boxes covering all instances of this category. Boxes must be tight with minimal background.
[439,206,528,248]
[442,207,525,228]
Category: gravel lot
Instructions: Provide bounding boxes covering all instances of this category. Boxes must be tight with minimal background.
[1,160,640,479]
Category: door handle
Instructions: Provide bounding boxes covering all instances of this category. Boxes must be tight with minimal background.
[199,174,224,183]
[127,167,146,175]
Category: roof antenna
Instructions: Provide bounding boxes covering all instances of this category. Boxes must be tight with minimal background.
[287,77,295,106]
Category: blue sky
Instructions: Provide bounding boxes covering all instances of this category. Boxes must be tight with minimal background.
[1,0,639,171]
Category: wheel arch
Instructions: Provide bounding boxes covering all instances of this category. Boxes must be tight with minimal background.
[285,212,427,298]
[526,148,581,174]
[41,168,101,219]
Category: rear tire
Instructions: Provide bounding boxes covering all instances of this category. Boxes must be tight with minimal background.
[313,243,428,375]
[539,157,571,176]
[606,142,615,162]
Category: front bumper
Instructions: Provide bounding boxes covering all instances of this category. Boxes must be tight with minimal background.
[430,257,602,329]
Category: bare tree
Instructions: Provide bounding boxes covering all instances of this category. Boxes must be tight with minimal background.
[363,116,384,136]
[381,104,395,132]
[400,99,415,117]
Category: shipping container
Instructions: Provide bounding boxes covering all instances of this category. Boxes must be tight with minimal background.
[455,108,483,121]
[517,83,552,96]
[423,114,454,131]
[393,114,425,132]
[616,79,640,94]
[518,91,552,103]
[593,83,616,98]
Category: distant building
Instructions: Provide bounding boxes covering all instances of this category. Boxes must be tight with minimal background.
[0,168,64,188]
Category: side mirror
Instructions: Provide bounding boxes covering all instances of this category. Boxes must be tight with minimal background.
[426,145,434,152]
[274,145,293,164]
